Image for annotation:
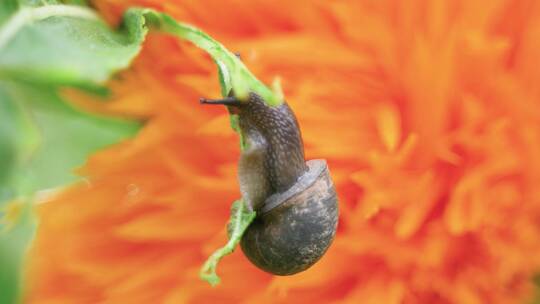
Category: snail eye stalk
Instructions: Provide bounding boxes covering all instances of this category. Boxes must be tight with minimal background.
[199,97,242,107]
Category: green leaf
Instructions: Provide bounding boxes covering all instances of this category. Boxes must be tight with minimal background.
[199,200,256,286]
[0,4,147,86]
[0,3,149,303]
[0,2,148,200]
[0,80,139,304]
[0,79,139,304]
[0,80,140,198]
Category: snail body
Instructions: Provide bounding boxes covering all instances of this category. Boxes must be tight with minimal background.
[201,92,338,275]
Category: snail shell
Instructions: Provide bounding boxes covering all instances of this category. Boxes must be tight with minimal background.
[240,159,338,275]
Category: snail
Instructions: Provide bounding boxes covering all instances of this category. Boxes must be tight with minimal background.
[200,92,338,275]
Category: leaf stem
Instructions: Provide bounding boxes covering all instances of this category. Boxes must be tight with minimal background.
[135,9,282,106]
[199,200,256,286]
[0,5,99,50]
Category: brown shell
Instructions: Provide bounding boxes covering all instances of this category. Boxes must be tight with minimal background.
[240,159,339,275]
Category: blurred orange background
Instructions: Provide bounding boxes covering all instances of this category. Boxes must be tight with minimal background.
[26,1,540,303]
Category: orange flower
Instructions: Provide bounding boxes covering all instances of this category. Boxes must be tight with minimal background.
[26,1,540,303]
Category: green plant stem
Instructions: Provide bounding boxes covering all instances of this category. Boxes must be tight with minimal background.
[132,8,283,106]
